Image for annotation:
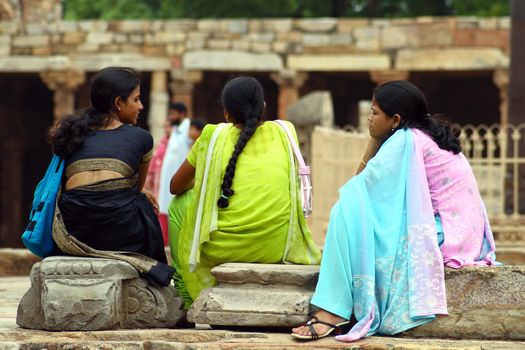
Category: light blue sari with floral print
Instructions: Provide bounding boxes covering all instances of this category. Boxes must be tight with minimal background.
[311,129,448,341]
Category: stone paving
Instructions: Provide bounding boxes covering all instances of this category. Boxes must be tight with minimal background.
[2,276,525,349]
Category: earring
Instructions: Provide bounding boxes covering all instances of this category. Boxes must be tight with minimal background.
[392,124,397,131]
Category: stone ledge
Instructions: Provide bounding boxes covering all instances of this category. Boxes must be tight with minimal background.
[287,54,390,71]
[395,48,508,70]
[0,249,41,276]
[189,263,525,340]
[211,263,319,287]
[183,50,283,71]
[0,330,524,350]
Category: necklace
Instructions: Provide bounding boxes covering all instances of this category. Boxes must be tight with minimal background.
[99,116,123,130]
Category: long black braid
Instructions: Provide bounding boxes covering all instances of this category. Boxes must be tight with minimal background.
[217,76,265,208]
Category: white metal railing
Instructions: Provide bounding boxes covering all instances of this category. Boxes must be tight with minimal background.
[310,124,525,248]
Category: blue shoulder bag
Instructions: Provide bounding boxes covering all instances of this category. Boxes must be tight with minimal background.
[22,154,64,258]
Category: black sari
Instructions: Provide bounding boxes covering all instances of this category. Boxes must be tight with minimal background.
[59,186,166,264]
[54,177,175,286]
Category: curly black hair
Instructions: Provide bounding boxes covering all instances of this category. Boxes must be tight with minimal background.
[49,67,140,157]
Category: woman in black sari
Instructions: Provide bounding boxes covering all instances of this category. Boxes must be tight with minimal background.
[49,67,174,286]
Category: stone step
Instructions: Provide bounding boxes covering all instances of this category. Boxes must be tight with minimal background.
[0,329,525,350]
[188,263,525,341]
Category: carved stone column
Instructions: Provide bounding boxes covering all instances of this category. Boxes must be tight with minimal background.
[270,70,308,119]
[369,70,410,86]
[169,70,203,116]
[493,69,509,128]
[148,71,169,144]
[40,70,85,124]
[17,256,186,330]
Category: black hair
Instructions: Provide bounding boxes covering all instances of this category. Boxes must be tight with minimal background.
[217,76,265,208]
[190,118,206,131]
[374,80,461,154]
[50,67,141,157]
[169,102,187,113]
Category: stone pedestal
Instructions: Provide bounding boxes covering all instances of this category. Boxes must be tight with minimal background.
[188,263,525,340]
[187,263,319,327]
[17,256,185,331]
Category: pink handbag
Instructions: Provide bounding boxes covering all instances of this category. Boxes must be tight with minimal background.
[273,120,313,217]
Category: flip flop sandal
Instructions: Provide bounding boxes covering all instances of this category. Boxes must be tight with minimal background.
[291,316,351,340]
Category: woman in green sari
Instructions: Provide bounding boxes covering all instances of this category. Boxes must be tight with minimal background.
[168,76,321,308]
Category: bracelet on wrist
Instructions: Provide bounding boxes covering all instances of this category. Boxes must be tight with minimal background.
[360,154,367,167]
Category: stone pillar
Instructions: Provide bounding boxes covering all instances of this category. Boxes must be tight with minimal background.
[270,70,308,119]
[169,70,203,116]
[148,71,169,144]
[369,70,410,86]
[493,69,509,128]
[358,100,372,133]
[40,70,85,124]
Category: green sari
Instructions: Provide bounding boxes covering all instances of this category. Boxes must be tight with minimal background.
[169,121,321,307]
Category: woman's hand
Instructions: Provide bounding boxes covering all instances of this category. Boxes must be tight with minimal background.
[356,138,384,175]
[142,189,159,213]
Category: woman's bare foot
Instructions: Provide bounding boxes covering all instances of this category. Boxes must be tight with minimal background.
[291,309,347,338]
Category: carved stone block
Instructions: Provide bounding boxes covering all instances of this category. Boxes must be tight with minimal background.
[187,263,319,327]
[17,256,185,331]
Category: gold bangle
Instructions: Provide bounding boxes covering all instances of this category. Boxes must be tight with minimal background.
[360,154,367,167]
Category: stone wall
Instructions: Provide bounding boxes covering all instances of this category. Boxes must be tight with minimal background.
[0,17,510,73]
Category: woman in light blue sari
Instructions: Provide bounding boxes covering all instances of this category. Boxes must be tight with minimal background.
[291,80,497,341]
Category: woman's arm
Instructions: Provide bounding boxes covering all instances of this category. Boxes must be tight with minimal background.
[356,138,384,175]
[138,161,150,191]
[138,161,160,211]
[170,160,196,195]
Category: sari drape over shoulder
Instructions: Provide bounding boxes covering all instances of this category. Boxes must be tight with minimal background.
[170,122,321,303]
[312,129,497,342]
[412,129,497,268]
